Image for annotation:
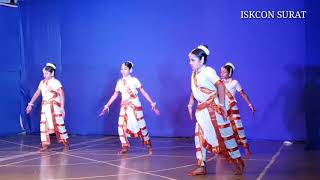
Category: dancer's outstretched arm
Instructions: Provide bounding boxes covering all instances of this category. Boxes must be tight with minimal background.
[99,91,119,116]
[139,88,160,115]
[239,90,255,112]
[25,89,41,114]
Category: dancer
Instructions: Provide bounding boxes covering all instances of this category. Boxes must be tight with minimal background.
[26,63,69,152]
[100,61,160,155]
[187,45,244,175]
[220,62,255,156]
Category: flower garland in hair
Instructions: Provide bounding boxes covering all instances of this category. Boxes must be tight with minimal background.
[197,45,210,56]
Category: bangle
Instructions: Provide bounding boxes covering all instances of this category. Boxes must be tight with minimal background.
[151,102,156,107]
[187,104,192,108]
[28,103,34,106]
[104,105,109,109]
[248,104,252,107]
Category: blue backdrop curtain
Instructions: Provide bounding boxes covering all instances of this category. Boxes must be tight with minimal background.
[19,0,62,133]
[14,0,314,141]
[0,5,21,135]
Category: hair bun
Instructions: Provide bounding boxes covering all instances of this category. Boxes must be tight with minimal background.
[126,61,134,68]
[225,62,235,70]
[197,45,210,56]
[46,63,56,69]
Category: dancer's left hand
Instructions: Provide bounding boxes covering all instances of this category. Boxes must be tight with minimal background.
[99,106,109,116]
[249,104,256,113]
[151,103,160,115]
[25,105,33,114]
[152,107,161,116]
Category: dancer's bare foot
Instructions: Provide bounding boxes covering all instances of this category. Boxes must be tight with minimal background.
[63,144,70,151]
[147,145,153,155]
[234,159,245,175]
[188,166,206,176]
[38,145,49,152]
[245,147,251,158]
[118,147,129,154]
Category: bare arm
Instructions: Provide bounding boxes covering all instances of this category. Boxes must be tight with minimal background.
[239,90,255,112]
[215,81,225,106]
[29,89,41,105]
[25,89,41,114]
[105,91,119,108]
[188,93,195,120]
[99,91,119,116]
[188,92,195,107]
[139,87,160,115]
[58,88,65,109]
[57,88,66,118]
[215,81,227,120]
[140,87,154,105]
